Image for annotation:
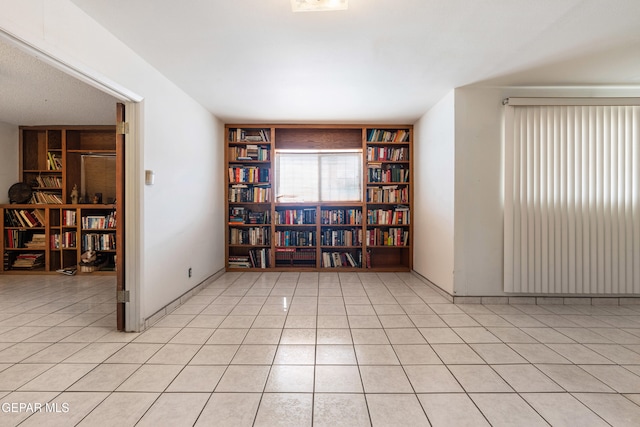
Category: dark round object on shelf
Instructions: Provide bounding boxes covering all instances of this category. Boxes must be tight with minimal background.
[8,182,32,204]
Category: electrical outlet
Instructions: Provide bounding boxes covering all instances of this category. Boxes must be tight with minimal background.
[188,267,192,278]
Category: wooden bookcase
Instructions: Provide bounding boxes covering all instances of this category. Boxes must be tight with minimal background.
[225,124,413,271]
[1,125,119,274]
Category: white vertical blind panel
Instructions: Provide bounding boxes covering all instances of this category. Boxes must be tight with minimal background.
[504,104,640,294]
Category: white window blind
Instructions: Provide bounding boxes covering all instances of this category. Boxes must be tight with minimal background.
[504,101,640,294]
[276,150,362,202]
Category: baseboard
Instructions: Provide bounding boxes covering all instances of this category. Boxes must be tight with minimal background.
[410,270,640,306]
[143,268,226,330]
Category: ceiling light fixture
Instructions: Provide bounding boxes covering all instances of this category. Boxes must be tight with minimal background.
[291,0,348,12]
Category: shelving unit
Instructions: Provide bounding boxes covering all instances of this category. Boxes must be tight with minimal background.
[365,128,412,270]
[1,205,116,273]
[1,125,119,274]
[225,124,413,271]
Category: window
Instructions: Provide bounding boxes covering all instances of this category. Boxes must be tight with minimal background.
[276,150,362,202]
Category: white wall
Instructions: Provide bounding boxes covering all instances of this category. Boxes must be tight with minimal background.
[413,90,455,294]
[0,122,19,204]
[453,85,640,296]
[0,0,225,327]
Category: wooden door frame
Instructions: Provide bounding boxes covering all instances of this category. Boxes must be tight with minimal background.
[116,103,126,330]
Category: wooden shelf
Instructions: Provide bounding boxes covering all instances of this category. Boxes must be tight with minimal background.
[2,126,119,274]
[225,124,413,271]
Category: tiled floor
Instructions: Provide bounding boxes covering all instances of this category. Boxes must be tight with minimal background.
[1,272,640,426]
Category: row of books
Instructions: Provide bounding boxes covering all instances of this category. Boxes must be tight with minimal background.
[320,209,362,225]
[249,248,271,268]
[228,248,271,268]
[63,210,77,226]
[229,227,270,246]
[10,253,45,270]
[367,186,409,204]
[228,166,270,183]
[275,209,317,225]
[30,191,63,204]
[320,229,363,247]
[367,129,410,142]
[82,233,116,251]
[32,175,62,188]
[229,145,270,161]
[367,207,410,225]
[366,146,408,162]
[368,165,409,183]
[274,248,316,266]
[3,252,14,271]
[274,230,316,247]
[228,185,271,203]
[51,231,76,249]
[366,228,409,246]
[82,212,116,229]
[228,207,270,224]
[4,209,45,228]
[229,128,271,143]
[321,250,362,268]
[47,152,62,170]
[4,230,45,249]
[4,230,26,248]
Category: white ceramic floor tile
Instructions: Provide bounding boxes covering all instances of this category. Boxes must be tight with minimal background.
[316,344,357,364]
[405,365,464,393]
[62,342,126,363]
[535,364,614,392]
[105,343,163,364]
[366,394,429,426]
[136,392,210,427]
[449,364,513,393]
[573,393,640,427]
[273,344,316,365]
[359,365,413,393]
[492,364,563,392]
[215,365,270,392]
[231,344,277,365]
[469,343,528,364]
[522,393,609,427]
[354,344,399,365]
[116,364,182,392]
[19,363,96,391]
[471,393,549,427]
[68,363,140,391]
[313,393,371,427]
[315,365,363,393]
[431,344,485,364]
[147,343,201,364]
[190,344,239,365]
[265,365,314,392]
[418,393,490,427]
[166,365,226,392]
[579,364,640,393]
[254,393,313,427]
[77,392,158,427]
[3,272,640,426]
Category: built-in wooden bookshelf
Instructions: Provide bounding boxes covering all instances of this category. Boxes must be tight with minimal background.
[225,125,413,271]
[2,205,116,273]
[1,125,119,274]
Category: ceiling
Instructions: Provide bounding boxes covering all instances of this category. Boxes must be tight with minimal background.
[3,0,640,126]
[0,37,117,126]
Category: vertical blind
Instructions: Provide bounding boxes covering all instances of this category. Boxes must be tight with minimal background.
[504,100,640,294]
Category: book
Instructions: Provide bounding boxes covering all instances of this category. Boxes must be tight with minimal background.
[56,267,77,276]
